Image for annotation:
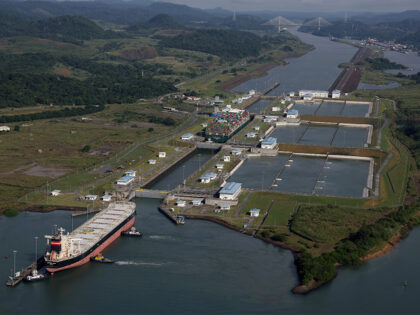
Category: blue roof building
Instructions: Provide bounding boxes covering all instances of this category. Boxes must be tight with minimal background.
[117,175,135,186]
[261,137,277,149]
[219,182,242,200]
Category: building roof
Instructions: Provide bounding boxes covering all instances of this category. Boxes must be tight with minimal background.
[287,109,299,115]
[117,175,135,183]
[201,172,217,179]
[192,198,203,204]
[250,208,260,213]
[262,137,277,145]
[176,200,186,204]
[125,170,136,175]
[51,189,61,194]
[220,182,241,195]
[332,89,341,93]
[85,195,97,199]
[232,148,242,153]
[182,133,193,138]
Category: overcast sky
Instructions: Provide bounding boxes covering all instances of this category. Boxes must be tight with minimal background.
[161,0,420,12]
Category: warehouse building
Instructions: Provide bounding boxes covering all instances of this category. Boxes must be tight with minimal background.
[219,182,242,200]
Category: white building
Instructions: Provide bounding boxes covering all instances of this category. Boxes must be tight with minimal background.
[176,200,186,207]
[231,149,242,156]
[289,91,295,97]
[181,133,194,140]
[125,170,136,177]
[272,106,281,112]
[85,195,98,201]
[0,126,10,132]
[102,194,112,202]
[51,190,61,196]
[223,155,231,162]
[158,152,166,158]
[192,199,203,206]
[220,204,231,211]
[201,123,208,128]
[117,175,135,186]
[219,182,242,200]
[263,116,278,123]
[299,90,329,98]
[250,208,260,217]
[246,132,257,138]
[200,172,217,183]
[249,89,256,95]
[215,163,224,170]
[332,89,341,99]
[148,159,156,165]
[303,94,313,101]
[286,109,299,119]
[261,137,277,149]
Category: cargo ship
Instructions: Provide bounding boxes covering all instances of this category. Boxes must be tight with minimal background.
[205,110,250,143]
[44,202,136,273]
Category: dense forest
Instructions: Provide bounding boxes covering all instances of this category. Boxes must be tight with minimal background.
[157,29,264,59]
[300,19,420,49]
[0,14,121,44]
[0,53,176,108]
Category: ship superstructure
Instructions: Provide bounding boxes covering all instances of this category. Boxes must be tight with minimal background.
[44,201,136,273]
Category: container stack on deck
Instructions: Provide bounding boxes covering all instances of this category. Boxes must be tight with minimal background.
[205,110,250,143]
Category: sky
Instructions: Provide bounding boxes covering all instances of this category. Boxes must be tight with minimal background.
[159,0,420,12]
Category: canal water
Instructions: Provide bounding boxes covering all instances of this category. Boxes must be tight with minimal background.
[290,100,370,117]
[234,28,358,96]
[246,99,272,114]
[1,30,419,314]
[270,124,369,148]
[384,51,420,76]
[229,155,370,198]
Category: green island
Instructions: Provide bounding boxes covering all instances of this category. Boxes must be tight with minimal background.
[0,7,419,296]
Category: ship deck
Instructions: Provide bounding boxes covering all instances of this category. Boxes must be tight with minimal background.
[69,202,135,253]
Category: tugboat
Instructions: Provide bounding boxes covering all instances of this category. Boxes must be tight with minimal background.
[23,269,49,282]
[90,253,114,263]
[121,227,143,237]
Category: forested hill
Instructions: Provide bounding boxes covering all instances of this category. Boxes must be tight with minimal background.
[0,14,121,43]
[0,53,176,108]
[157,29,264,59]
[128,14,184,31]
[299,19,420,49]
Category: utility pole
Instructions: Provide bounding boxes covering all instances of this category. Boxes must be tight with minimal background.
[13,250,17,277]
[34,236,38,262]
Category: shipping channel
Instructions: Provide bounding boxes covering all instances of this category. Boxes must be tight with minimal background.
[1,27,417,314]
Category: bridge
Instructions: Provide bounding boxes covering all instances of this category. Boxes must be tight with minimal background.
[135,189,170,199]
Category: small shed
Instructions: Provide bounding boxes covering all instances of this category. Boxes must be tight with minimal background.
[148,159,156,165]
[158,152,166,158]
[117,175,135,186]
[215,163,224,170]
[272,106,281,112]
[192,199,203,206]
[223,155,231,162]
[125,170,136,177]
[181,133,193,140]
[246,132,257,138]
[51,190,61,196]
[231,149,242,156]
[254,126,260,131]
[0,126,10,132]
[176,200,186,207]
[250,208,260,217]
[220,204,231,211]
[102,195,112,202]
[85,195,98,201]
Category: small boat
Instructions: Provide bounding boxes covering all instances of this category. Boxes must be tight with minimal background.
[122,227,143,237]
[23,269,49,282]
[285,164,291,167]
[272,184,278,187]
[90,253,114,263]
[176,216,185,225]
[276,178,282,181]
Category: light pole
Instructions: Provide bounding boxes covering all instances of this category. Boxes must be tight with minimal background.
[13,250,17,277]
[34,236,38,262]
[182,165,185,187]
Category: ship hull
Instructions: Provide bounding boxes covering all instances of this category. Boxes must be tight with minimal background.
[46,215,135,273]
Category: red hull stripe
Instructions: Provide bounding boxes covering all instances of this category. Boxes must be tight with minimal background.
[51,241,61,245]
[46,216,135,273]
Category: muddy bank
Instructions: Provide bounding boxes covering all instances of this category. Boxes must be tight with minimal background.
[361,232,402,261]
[292,279,328,294]
[218,63,277,92]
